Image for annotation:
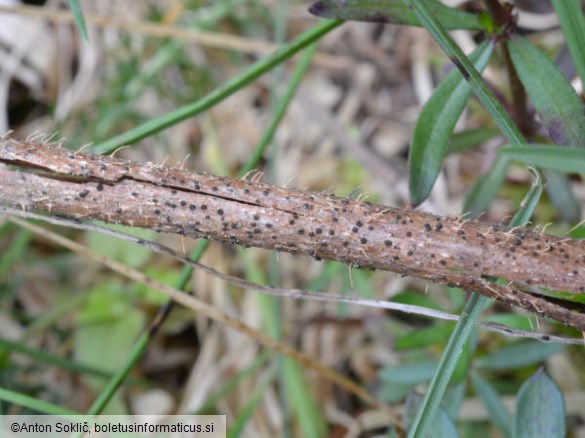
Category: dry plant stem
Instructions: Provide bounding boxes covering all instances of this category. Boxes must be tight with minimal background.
[7,216,391,415]
[0,5,348,70]
[6,205,583,344]
[1,139,585,330]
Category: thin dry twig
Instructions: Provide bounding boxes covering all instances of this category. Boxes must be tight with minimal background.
[2,206,582,345]
[0,5,349,70]
[1,138,585,330]
[7,215,394,416]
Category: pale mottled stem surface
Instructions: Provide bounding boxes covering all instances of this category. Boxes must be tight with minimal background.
[1,138,584,330]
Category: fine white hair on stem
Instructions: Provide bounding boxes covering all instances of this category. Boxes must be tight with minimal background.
[2,206,582,346]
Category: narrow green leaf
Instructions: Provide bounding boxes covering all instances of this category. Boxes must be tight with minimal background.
[69,0,89,42]
[447,126,500,154]
[551,0,585,87]
[284,359,328,437]
[228,367,276,438]
[409,41,493,205]
[406,293,487,438]
[514,369,566,438]
[499,144,585,173]
[508,35,585,148]
[404,392,459,438]
[395,324,454,350]
[378,383,415,403]
[542,169,580,222]
[0,387,79,415]
[463,154,510,219]
[472,373,513,438]
[308,0,482,30]
[443,383,466,419]
[92,20,342,154]
[407,0,526,147]
[379,361,437,386]
[476,341,566,371]
[451,330,477,384]
[401,2,537,438]
[510,167,544,226]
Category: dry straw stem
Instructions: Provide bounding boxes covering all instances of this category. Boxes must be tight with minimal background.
[6,206,582,345]
[1,138,585,331]
[0,4,349,70]
[6,215,390,414]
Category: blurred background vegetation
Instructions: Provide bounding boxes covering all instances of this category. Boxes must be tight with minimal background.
[0,1,584,436]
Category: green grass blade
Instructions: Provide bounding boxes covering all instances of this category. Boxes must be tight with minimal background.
[284,358,328,437]
[499,144,585,172]
[403,5,547,433]
[195,351,271,414]
[406,293,486,438]
[514,369,566,438]
[240,41,319,176]
[404,392,460,437]
[471,372,513,438]
[227,366,277,438]
[463,154,510,218]
[0,387,79,415]
[542,169,580,222]
[510,168,543,226]
[85,333,150,415]
[92,20,342,154]
[0,337,147,386]
[308,0,482,30]
[508,35,585,147]
[0,228,31,280]
[82,38,320,415]
[409,41,493,205]
[551,0,585,88]
[68,0,89,42]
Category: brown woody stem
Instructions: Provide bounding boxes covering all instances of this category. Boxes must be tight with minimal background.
[1,138,584,330]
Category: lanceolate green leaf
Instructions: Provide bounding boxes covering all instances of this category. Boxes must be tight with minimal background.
[69,0,89,42]
[404,392,459,438]
[308,0,482,30]
[541,169,580,222]
[476,341,566,372]
[499,144,585,173]
[402,2,537,437]
[409,41,494,206]
[92,19,342,154]
[471,373,513,438]
[447,126,500,154]
[514,369,566,438]
[508,35,585,148]
[551,0,585,87]
[463,154,509,218]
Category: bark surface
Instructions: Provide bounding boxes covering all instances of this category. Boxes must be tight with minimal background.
[1,138,584,330]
